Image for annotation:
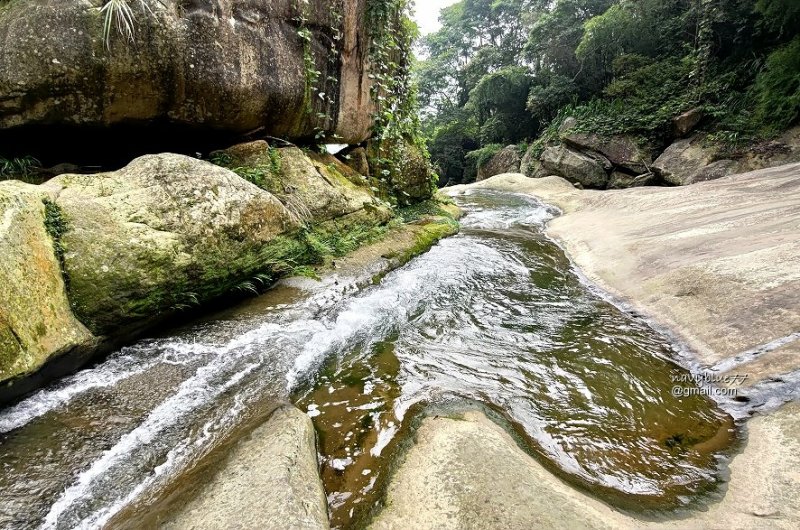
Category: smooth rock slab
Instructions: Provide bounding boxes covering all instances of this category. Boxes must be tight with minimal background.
[370,411,615,530]
[164,405,329,530]
[372,407,800,530]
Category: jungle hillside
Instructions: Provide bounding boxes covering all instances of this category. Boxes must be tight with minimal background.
[416,0,800,185]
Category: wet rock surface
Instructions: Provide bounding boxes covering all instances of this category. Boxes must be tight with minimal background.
[163,405,329,530]
[372,405,800,530]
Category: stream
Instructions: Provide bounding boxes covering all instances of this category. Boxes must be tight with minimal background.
[0,190,739,529]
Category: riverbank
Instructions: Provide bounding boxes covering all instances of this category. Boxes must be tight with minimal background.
[447,165,800,387]
[387,164,800,528]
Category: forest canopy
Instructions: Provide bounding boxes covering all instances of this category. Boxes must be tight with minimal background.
[416,0,800,185]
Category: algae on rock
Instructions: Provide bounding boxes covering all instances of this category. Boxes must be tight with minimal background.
[0,181,93,382]
[42,154,301,334]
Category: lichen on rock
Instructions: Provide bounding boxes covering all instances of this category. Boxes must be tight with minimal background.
[0,181,93,381]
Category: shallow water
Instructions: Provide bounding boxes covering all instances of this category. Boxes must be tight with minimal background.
[0,190,736,529]
[294,191,736,527]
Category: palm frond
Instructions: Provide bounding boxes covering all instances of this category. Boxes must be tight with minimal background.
[100,0,155,49]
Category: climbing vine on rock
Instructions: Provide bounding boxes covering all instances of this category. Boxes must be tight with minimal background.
[365,0,432,202]
[295,0,346,146]
[294,0,320,117]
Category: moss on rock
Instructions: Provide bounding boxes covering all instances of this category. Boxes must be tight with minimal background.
[42,154,300,334]
[0,181,93,383]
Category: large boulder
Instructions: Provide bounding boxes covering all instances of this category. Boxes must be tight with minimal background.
[541,146,609,188]
[339,146,371,177]
[477,145,522,181]
[520,146,549,179]
[368,139,435,203]
[0,182,94,383]
[740,126,800,171]
[562,133,652,174]
[42,154,300,334]
[608,171,658,189]
[672,108,703,138]
[221,141,385,223]
[652,136,741,185]
[0,0,374,144]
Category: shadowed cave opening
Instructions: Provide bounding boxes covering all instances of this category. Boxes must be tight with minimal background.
[0,122,340,176]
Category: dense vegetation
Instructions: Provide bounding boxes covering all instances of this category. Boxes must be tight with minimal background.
[417,0,800,184]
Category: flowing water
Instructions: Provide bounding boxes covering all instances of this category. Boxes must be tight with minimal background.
[0,190,742,529]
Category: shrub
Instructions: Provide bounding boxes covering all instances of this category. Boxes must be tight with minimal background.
[465,144,503,170]
[0,156,41,182]
[751,37,800,133]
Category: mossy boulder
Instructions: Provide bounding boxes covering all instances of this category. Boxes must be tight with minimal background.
[367,139,435,203]
[43,154,300,334]
[220,141,387,223]
[0,181,94,383]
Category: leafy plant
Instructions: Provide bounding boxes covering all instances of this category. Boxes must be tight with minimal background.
[0,156,41,182]
[465,144,502,170]
[751,36,800,133]
[100,0,147,48]
[43,199,68,274]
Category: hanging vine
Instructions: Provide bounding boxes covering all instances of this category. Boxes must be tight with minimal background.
[365,0,429,196]
[294,0,346,147]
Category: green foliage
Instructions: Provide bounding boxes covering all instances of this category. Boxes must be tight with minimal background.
[527,73,578,125]
[397,199,455,223]
[0,155,41,182]
[100,0,152,49]
[425,114,480,186]
[418,0,799,182]
[209,149,283,191]
[751,37,800,133]
[465,144,502,170]
[224,217,399,297]
[293,0,343,143]
[467,66,536,144]
[755,0,800,35]
[365,0,436,199]
[43,199,68,269]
